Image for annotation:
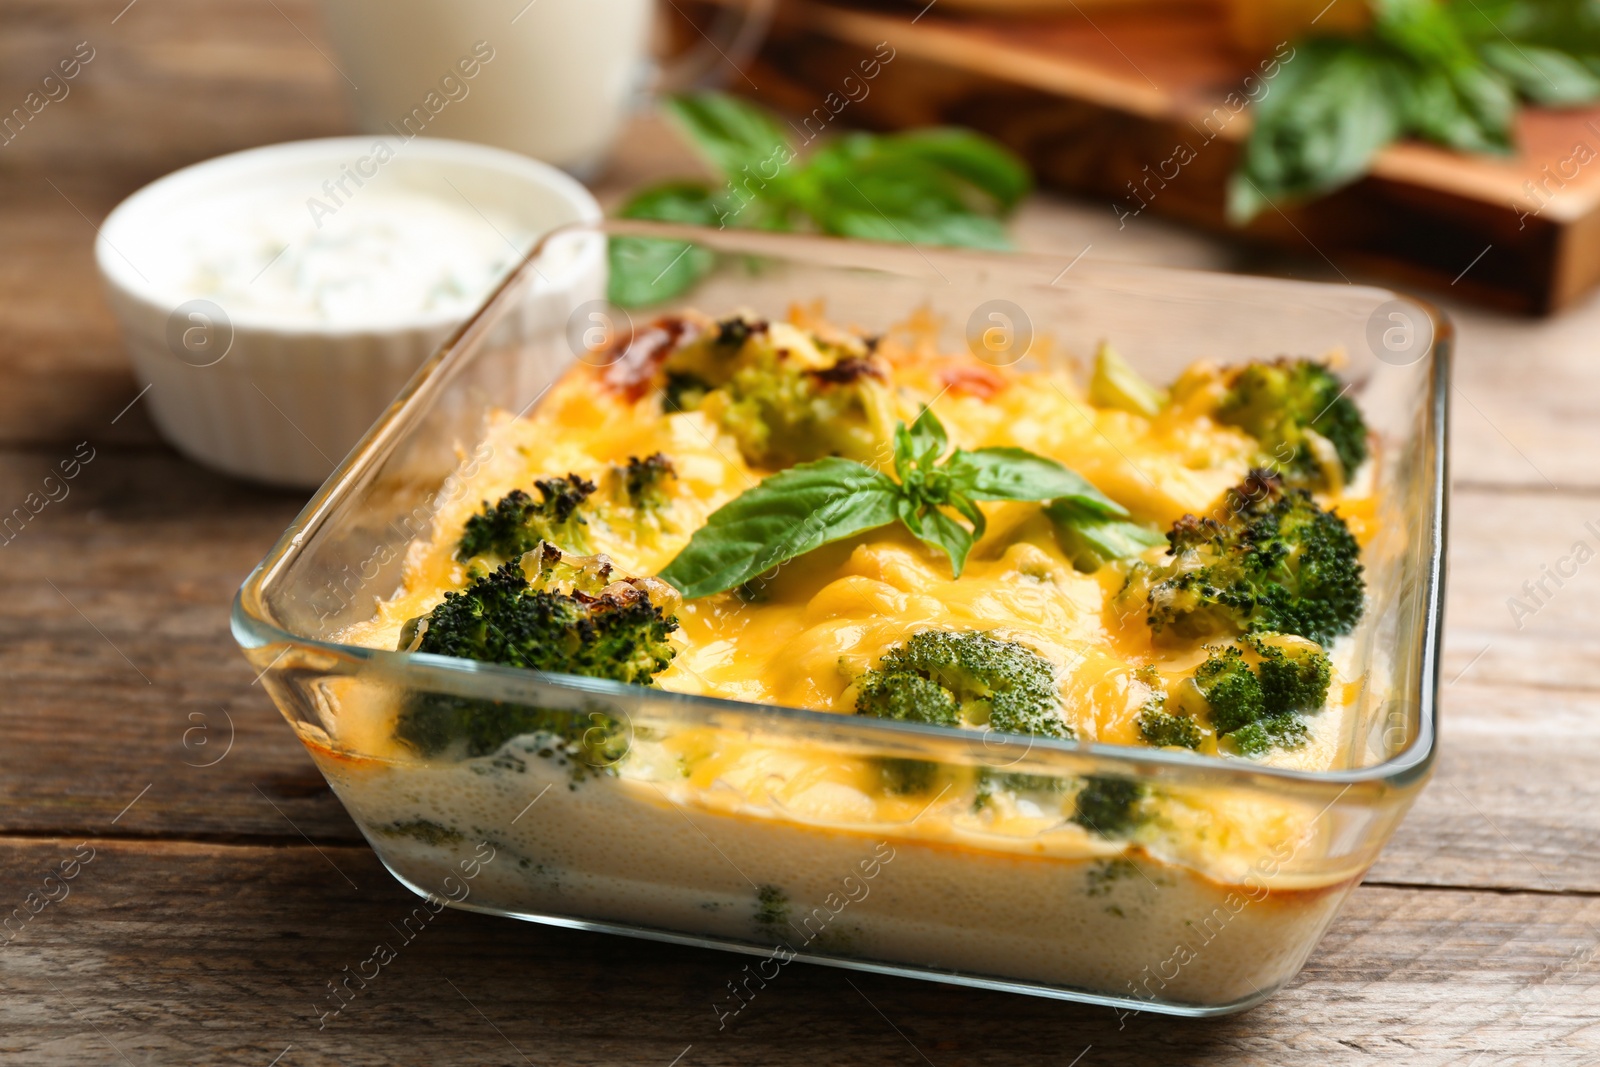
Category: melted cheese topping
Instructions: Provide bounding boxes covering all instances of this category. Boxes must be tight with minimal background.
[332,310,1377,880]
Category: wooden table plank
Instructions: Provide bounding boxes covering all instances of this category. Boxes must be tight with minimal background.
[1,838,1597,1067]
[0,450,360,845]
[1439,487,1600,693]
[0,0,348,176]
[1370,680,1600,893]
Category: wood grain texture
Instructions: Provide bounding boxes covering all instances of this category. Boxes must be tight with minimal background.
[1,838,1598,1067]
[1439,488,1600,693]
[1370,681,1600,893]
[0,0,349,452]
[0,0,349,176]
[0,450,361,845]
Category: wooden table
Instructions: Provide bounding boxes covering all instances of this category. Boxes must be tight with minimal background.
[2,3,1597,1064]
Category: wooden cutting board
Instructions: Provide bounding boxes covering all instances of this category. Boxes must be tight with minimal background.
[742,0,1600,313]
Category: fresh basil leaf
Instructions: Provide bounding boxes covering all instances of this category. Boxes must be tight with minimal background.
[658,458,900,599]
[1479,40,1600,103]
[1449,0,1600,55]
[799,134,1014,250]
[1373,0,1478,69]
[899,497,978,578]
[822,209,1011,250]
[1229,39,1406,222]
[609,182,724,308]
[608,238,716,309]
[617,181,727,224]
[1395,62,1511,152]
[870,128,1033,211]
[906,406,948,463]
[663,93,795,186]
[1228,0,1600,221]
[892,420,918,486]
[614,94,1027,257]
[1443,58,1517,148]
[947,492,988,542]
[943,447,1127,515]
[894,491,922,534]
[1045,499,1166,573]
[803,134,965,209]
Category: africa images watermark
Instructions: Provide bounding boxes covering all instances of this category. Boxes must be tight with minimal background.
[0,40,95,149]
[1114,41,1295,229]
[1512,119,1600,231]
[305,40,497,228]
[1,843,97,952]
[787,42,897,148]
[712,841,897,1030]
[1112,808,1326,1025]
[314,841,498,1029]
[710,41,897,231]
[1506,517,1600,629]
[0,441,97,547]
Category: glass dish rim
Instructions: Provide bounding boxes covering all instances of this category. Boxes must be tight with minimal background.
[231,220,1450,791]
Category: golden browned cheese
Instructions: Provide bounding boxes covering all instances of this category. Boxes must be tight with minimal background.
[338,308,1375,779]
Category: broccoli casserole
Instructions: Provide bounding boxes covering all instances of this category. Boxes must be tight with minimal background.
[319,304,1383,1007]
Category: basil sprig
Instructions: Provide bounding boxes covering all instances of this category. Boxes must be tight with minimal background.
[1231,0,1600,221]
[658,409,1124,599]
[610,93,1031,308]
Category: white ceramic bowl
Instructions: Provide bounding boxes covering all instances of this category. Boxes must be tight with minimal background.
[96,136,604,488]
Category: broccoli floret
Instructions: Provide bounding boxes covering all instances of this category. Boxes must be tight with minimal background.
[714,315,758,350]
[1216,358,1369,490]
[1136,699,1202,750]
[855,670,960,726]
[1133,666,1201,749]
[377,819,463,846]
[880,758,941,795]
[1254,635,1333,712]
[1193,646,1265,734]
[616,453,676,510]
[754,884,791,939]
[974,769,1069,808]
[1071,776,1146,838]
[1229,716,1310,757]
[457,474,597,561]
[659,314,892,467]
[394,559,678,759]
[1191,635,1330,757]
[854,630,1070,738]
[406,560,677,684]
[1138,470,1364,645]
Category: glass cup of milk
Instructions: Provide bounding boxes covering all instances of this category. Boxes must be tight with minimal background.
[317,0,772,176]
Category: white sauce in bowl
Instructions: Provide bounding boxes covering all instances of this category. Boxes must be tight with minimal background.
[178,187,529,327]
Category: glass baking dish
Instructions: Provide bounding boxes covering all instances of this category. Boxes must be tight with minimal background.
[233,220,1448,1017]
